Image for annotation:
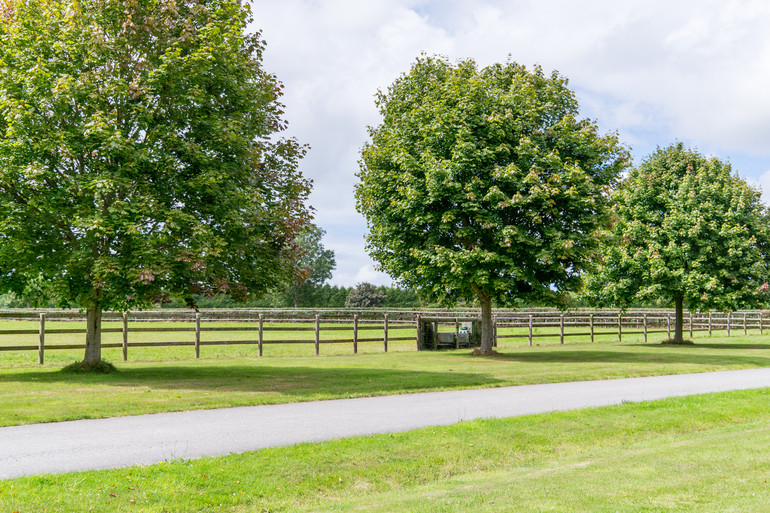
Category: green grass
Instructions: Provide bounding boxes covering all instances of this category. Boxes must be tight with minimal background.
[3,388,770,511]
[3,334,770,426]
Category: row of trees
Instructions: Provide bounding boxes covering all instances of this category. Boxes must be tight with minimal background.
[1,1,766,364]
[357,57,769,351]
[158,282,424,309]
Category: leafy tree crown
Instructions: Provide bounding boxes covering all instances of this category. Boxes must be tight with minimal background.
[0,0,311,310]
[356,56,628,307]
[585,142,770,311]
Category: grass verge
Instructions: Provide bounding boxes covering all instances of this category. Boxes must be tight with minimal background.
[3,336,770,426]
[2,388,770,511]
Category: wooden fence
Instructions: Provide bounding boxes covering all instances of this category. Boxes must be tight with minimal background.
[489,310,766,345]
[0,311,417,364]
[0,309,767,364]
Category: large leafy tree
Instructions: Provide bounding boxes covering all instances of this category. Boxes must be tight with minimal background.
[287,224,336,307]
[356,57,628,352]
[0,0,311,365]
[345,282,386,308]
[585,143,770,343]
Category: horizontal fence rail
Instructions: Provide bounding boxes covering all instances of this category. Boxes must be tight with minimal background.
[0,309,767,364]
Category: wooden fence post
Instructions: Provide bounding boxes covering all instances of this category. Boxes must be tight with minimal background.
[727,312,731,336]
[384,313,389,352]
[643,314,648,343]
[708,312,712,336]
[493,315,498,347]
[353,314,358,354]
[195,312,201,359]
[667,313,671,339]
[455,317,459,349]
[314,314,320,356]
[590,314,594,343]
[761,312,764,336]
[689,312,693,338]
[617,313,622,342]
[122,312,128,361]
[744,312,748,336]
[560,313,565,344]
[258,313,264,356]
[416,314,422,351]
[38,313,45,365]
[528,314,533,346]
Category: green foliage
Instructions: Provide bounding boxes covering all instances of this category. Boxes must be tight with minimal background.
[357,56,628,348]
[156,284,425,309]
[159,223,337,308]
[345,282,386,308]
[287,224,336,307]
[0,0,311,314]
[0,291,36,308]
[380,285,423,308]
[585,143,770,317]
[313,284,353,308]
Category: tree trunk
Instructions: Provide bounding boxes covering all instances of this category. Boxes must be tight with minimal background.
[673,295,684,343]
[478,292,494,353]
[84,305,103,364]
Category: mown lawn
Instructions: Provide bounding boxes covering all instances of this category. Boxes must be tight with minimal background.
[1,332,770,426]
[2,388,770,512]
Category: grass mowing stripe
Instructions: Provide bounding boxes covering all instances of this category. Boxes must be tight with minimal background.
[3,337,770,426]
[327,425,770,512]
[2,388,770,512]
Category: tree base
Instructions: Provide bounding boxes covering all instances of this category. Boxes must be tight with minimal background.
[661,339,695,346]
[471,348,501,356]
[61,360,117,374]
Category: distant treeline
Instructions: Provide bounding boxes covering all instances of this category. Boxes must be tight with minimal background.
[0,288,677,311]
[159,284,428,309]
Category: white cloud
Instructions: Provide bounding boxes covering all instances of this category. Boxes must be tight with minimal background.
[353,265,391,286]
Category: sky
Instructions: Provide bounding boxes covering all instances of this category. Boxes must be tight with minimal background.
[250,0,770,287]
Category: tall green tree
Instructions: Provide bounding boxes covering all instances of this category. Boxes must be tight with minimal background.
[356,56,628,352]
[288,224,336,307]
[585,143,770,343]
[345,282,386,308]
[0,0,310,365]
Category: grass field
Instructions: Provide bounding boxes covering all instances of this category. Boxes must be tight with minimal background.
[2,325,770,510]
[0,328,770,427]
[2,388,770,512]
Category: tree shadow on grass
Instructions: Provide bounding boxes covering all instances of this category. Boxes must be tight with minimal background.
[448,348,770,367]
[0,365,503,398]
[637,343,770,351]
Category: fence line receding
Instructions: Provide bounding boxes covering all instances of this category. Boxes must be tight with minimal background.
[0,309,766,364]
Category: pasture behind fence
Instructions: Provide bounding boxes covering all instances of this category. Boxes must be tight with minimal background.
[0,309,767,363]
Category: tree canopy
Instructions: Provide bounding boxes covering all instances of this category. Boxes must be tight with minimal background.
[585,143,770,343]
[345,282,386,308]
[356,56,629,351]
[0,0,310,364]
[287,224,336,307]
